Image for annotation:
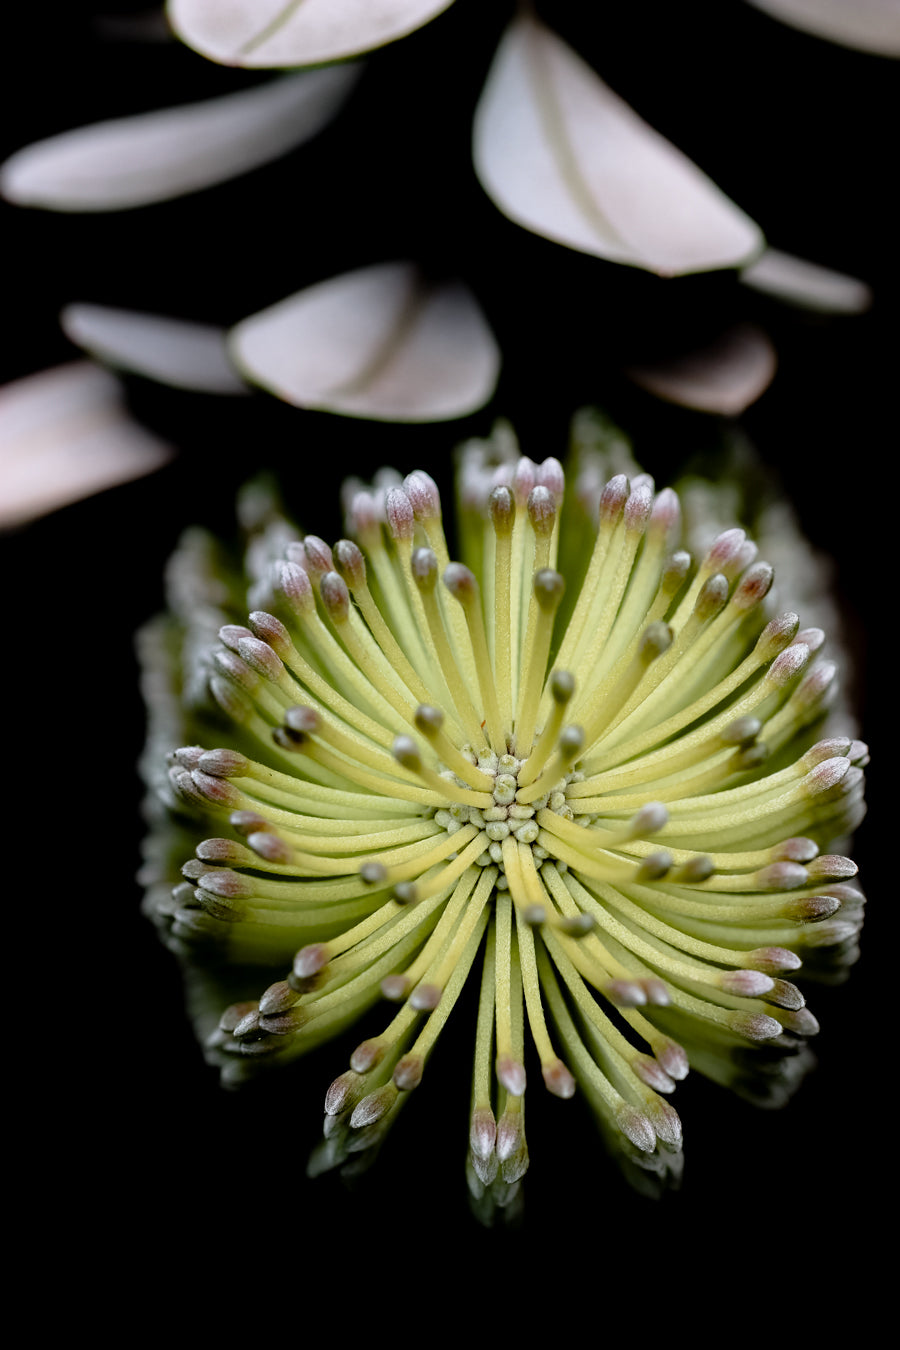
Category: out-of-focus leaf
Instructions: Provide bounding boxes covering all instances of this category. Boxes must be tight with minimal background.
[740,249,873,313]
[0,363,172,529]
[745,0,900,56]
[473,14,763,276]
[168,0,454,67]
[626,324,777,414]
[229,262,500,422]
[61,304,248,394]
[0,67,361,211]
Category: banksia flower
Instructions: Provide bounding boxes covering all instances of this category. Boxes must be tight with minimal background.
[140,411,866,1211]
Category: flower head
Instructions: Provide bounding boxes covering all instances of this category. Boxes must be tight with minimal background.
[141,411,866,1210]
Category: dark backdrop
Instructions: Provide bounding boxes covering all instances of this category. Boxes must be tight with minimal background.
[3,0,890,1297]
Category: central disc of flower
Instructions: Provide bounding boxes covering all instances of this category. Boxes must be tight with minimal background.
[434,746,587,889]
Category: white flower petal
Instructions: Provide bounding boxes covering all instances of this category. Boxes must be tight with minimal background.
[0,67,361,211]
[740,249,873,313]
[626,324,777,415]
[230,262,499,422]
[0,363,172,529]
[168,0,454,67]
[745,0,900,56]
[61,304,248,394]
[473,14,763,276]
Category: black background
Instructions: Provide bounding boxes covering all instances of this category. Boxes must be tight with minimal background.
[3,1,891,1300]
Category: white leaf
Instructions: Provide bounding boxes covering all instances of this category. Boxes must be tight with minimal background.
[740,249,873,313]
[61,304,248,394]
[0,66,361,211]
[744,0,900,56]
[0,363,172,529]
[168,0,454,67]
[473,14,763,276]
[626,324,777,415]
[230,262,499,421]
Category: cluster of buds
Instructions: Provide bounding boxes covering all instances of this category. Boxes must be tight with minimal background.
[140,411,866,1213]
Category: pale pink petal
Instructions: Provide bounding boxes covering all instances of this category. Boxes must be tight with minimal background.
[745,0,900,56]
[626,325,777,415]
[0,363,172,529]
[741,249,872,313]
[230,262,499,421]
[0,66,361,211]
[168,0,455,67]
[62,304,248,394]
[473,14,763,276]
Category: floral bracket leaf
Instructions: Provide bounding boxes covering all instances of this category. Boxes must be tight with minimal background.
[168,0,455,67]
[0,363,172,529]
[744,0,900,56]
[473,14,764,276]
[229,262,500,422]
[61,305,248,395]
[0,66,361,212]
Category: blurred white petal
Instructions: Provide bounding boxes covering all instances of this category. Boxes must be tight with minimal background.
[741,249,873,313]
[230,262,499,421]
[745,0,900,56]
[473,14,763,276]
[0,363,172,529]
[0,66,361,211]
[168,0,454,67]
[61,304,248,394]
[627,324,777,414]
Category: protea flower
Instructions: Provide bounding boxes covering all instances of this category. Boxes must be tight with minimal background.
[140,411,866,1211]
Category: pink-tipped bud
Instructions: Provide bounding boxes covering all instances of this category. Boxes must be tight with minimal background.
[333,538,366,588]
[767,642,810,687]
[319,571,350,622]
[732,561,773,609]
[325,1070,365,1116]
[694,573,729,622]
[443,561,477,602]
[403,469,441,521]
[747,946,802,974]
[411,546,437,589]
[656,1038,690,1081]
[393,1055,424,1091]
[470,1107,497,1160]
[806,854,857,882]
[293,943,329,978]
[496,1054,527,1096]
[248,611,291,656]
[625,482,653,533]
[649,486,681,544]
[616,1106,656,1153]
[218,624,253,652]
[756,612,800,659]
[719,969,775,996]
[542,1059,576,1099]
[350,1039,385,1073]
[632,1054,676,1094]
[385,487,414,541]
[350,1083,398,1129]
[489,484,515,534]
[258,981,300,1016]
[277,560,315,615]
[527,485,556,536]
[513,456,537,504]
[301,535,334,579]
[705,527,745,573]
[599,474,629,527]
